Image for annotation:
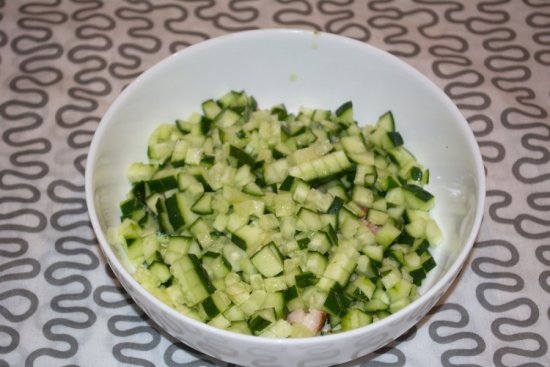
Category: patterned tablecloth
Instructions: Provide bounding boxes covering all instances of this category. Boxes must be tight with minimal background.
[2,1,549,366]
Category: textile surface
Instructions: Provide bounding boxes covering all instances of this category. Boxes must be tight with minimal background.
[1,1,549,366]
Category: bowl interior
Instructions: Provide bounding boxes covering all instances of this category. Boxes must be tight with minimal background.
[86,28,484,351]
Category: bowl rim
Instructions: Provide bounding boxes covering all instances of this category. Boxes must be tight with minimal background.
[85,28,486,347]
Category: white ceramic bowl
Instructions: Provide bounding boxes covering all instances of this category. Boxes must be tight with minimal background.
[85,29,485,367]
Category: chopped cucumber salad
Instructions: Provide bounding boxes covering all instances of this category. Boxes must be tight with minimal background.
[113,90,443,338]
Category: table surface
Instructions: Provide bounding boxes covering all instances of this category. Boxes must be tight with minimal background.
[2,1,549,366]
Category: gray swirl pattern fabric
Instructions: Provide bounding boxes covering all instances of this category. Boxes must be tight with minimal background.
[1,0,549,366]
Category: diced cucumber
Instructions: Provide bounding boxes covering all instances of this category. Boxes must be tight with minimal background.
[127,162,158,183]
[403,184,435,211]
[341,308,373,331]
[191,192,214,215]
[251,243,284,277]
[171,254,215,306]
[347,275,376,300]
[335,101,354,124]
[202,99,222,120]
[288,150,352,183]
[375,222,401,249]
[215,108,241,127]
[376,111,395,131]
[115,91,441,337]
[324,283,351,317]
[202,252,232,280]
[248,307,276,334]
